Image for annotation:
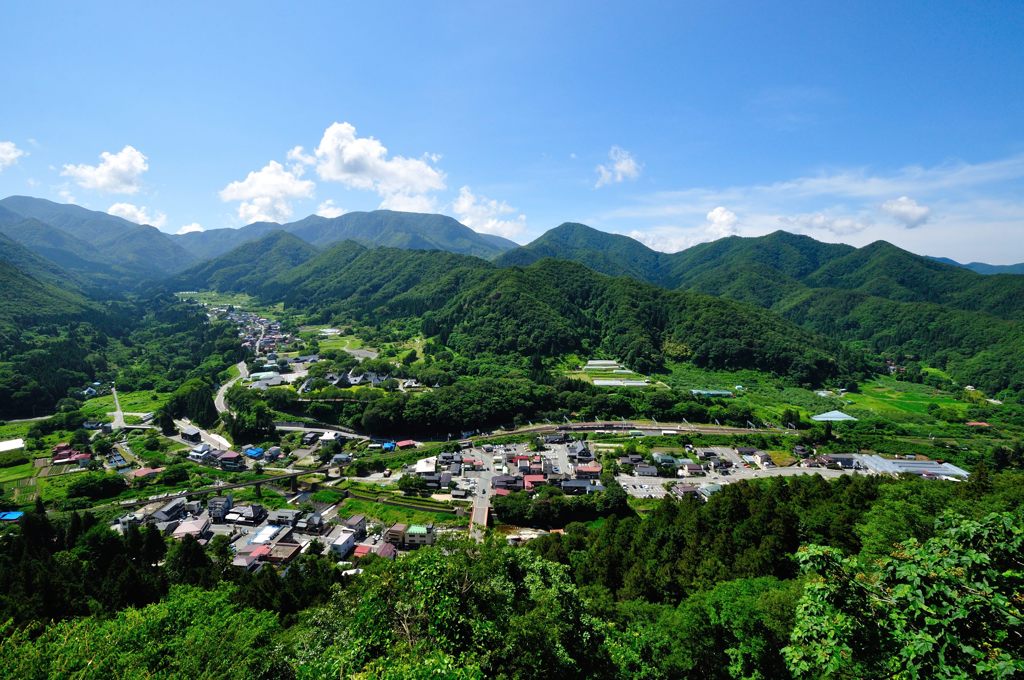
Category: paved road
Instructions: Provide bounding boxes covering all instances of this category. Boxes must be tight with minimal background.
[110,386,125,429]
[214,361,249,414]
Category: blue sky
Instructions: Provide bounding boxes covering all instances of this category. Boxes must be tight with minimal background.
[1,2,1023,261]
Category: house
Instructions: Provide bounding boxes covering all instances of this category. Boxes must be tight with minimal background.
[681,463,705,477]
[384,523,408,546]
[566,441,590,459]
[180,426,202,443]
[188,448,216,465]
[172,517,210,541]
[302,432,321,446]
[698,483,723,500]
[736,447,758,457]
[218,451,245,471]
[244,447,265,460]
[376,542,397,560]
[414,457,437,475]
[208,496,233,522]
[225,504,266,525]
[152,498,186,523]
[296,512,324,534]
[635,464,659,477]
[267,542,303,564]
[523,474,547,491]
[670,483,700,499]
[330,528,358,558]
[82,386,98,398]
[331,452,352,465]
[618,454,644,466]
[344,514,367,538]
[403,524,435,548]
[352,544,373,559]
[266,446,283,461]
[491,475,524,492]
[396,439,417,449]
[652,453,678,466]
[127,467,164,481]
[561,479,605,495]
[452,488,468,499]
[439,472,452,488]
[575,463,603,480]
[269,509,303,526]
[754,451,774,467]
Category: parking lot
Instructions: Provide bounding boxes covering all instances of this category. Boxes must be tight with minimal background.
[616,474,669,499]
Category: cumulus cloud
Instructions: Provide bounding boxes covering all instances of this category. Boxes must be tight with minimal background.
[316,199,344,218]
[705,206,739,238]
[176,222,204,234]
[219,160,315,223]
[108,202,167,228]
[881,196,930,228]
[452,186,527,238]
[61,145,148,194]
[314,122,446,209]
[0,141,26,170]
[595,146,641,188]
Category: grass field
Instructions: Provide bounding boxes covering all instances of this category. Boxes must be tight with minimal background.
[81,390,169,418]
[0,462,36,484]
[843,378,967,420]
[335,497,468,527]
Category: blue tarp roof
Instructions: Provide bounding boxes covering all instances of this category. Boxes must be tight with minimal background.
[0,511,25,521]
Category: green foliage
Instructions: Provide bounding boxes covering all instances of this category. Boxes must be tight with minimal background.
[0,585,285,680]
[784,510,1024,678]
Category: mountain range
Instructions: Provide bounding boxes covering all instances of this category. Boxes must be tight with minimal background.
[1,194,1022,398]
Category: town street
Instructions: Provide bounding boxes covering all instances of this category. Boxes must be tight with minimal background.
[214,361,250,414]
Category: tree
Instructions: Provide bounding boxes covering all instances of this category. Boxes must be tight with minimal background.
[784,511,1024,678]
[165,535,213,587]
[398,475,427,496]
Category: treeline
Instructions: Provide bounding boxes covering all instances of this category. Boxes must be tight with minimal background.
[0,503,347,630]
[1,494,1020,678]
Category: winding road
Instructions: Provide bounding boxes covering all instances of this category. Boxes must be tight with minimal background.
[214,361,250,414]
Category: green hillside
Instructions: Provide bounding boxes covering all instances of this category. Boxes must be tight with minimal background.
[169,231,319,293]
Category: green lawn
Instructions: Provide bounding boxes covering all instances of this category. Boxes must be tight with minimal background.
[316,334,367,352]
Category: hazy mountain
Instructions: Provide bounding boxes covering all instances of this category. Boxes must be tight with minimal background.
[0,231,83,292]
[0,242,96,341]
[168,231,319,293]
[930,256,1024,275]
[172,209,518,260]
[0,196,198,283]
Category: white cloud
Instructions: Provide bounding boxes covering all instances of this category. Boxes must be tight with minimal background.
[58,187,76,204]
[61,145,149,194]
[316,199,344,218]
[705,206,739,238]
[778,212,872,236]
[627,227,699,253]
[881,196,930,229]
[452,186,527,238]
[595,146,641,188]
[0,141,26,170]
[219,160,315,223]
[314,122,446,209]
[176,222,204,234]
[107,202,167,229]
[378,192,438,213]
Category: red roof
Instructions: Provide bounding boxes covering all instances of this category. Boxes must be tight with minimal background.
[251,545,272,558]
[493,488,511,496]
[353,544,372,557]
[576,464,603,473]
[511,455,530,463]
[396,440,417,448]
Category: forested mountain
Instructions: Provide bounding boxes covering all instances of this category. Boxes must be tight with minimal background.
[499,226,1024,397]
[173,209,517,260]
[0,231,84,292]
[0,196,197,285]
[0,253,96,342]
[168,231,319,293]
[494,222,672,284]
[185,236,865,384]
